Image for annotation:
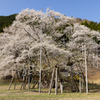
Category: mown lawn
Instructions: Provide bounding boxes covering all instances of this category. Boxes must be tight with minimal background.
[0,83,100,100]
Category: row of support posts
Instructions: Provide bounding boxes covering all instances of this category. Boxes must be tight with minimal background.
[8,65,85,94]
[8,66,89,95]
[49,68,63,95]
[79,73,85,93]
[8,65,32,90]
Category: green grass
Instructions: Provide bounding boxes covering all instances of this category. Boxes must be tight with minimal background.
[0,80,100,100]
[0,85,100,100]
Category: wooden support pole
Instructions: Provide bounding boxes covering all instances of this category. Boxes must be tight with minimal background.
[73,79,79,92]
[23,66,25,81]
[8,74,15,90]
[20,82,24,90]
[71,66,73,92]
[20,76,26,90]
[23,67,26,89]
[24,67,27,90]
[30,78,33,89]
[14,66,17,90]
[12,68,14,77]
[85,45,88,94]
[60,82,63,93]
[28,67,30,90]
[32,80,35,89]
[79,74,81,93]
[82,75,84,91]
[49,69,55,94]
[39,8,43,93]
[24,76,27,90]
[55,68,58,95]
[14,74,17,89]
[28,76,30,90]
[32,80,37,89]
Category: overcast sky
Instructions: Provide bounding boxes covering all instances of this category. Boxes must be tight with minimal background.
[0,0,100,22]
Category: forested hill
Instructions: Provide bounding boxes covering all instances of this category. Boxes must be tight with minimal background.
[81,20,100,31]
[76,18,100,31]
[0,14,17,33]
[0,14,100,33]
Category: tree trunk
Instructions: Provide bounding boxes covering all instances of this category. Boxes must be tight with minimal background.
[49,69,55,94]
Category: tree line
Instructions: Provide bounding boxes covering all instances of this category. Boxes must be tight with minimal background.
[0,14,100,33]
[0,14,17,33]
[81,20,100,31]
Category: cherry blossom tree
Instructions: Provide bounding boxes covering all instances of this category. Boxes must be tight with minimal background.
[0,8,74,92]
[0,8,100,93]
[67,23,100,94]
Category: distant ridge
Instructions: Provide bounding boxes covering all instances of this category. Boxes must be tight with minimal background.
[0,14,100,33]
[75,18,100,31]
[0,14,17,33]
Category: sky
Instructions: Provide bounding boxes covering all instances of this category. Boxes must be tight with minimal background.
[0,0,100,23]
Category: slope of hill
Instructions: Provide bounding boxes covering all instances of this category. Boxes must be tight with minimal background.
[0,14,100,33]
[75,18,100,31]
[0,14,17,33]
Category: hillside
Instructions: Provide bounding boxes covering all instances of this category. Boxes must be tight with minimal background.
[0,14,100,33]
[0,14,17,33]
[75,18,100,31]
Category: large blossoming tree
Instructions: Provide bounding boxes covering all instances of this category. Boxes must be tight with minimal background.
[0,8,100,93]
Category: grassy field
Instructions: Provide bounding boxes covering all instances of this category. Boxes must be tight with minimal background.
[0,82,100,100]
